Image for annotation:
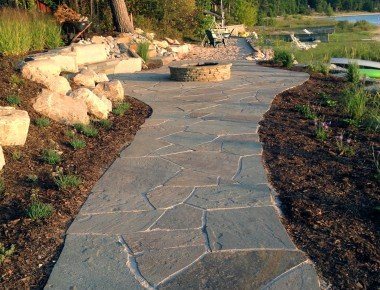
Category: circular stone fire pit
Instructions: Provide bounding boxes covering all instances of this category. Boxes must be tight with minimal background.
[169,62,232,82]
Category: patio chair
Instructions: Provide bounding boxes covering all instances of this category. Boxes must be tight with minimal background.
[205,30,226,47]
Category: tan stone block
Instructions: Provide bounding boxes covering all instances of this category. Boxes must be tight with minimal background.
[0,107,30,146]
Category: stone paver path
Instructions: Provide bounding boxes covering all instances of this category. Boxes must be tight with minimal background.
[46,61,320,289]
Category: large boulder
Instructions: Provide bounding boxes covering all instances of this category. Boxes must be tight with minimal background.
[167,44,191,57]
[0,107,30,146]
[21,59,61,78]
[71,88,112,119]
[72,44,109,66]
[153,40,169,49]
[92,80,124,103]
[33,89,89,125]
[73,69,109,88]
[26,53,78,73]
[0,146,4,171]
[42,75,72,95]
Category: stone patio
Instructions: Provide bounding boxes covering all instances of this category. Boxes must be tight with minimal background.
[45,61,320,289]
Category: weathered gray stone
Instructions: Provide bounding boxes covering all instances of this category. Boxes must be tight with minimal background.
[149,144,193,156]
[68,210,163,235]
[147,186,193,209]
[162,131,217,148]
[123,229,203,252]
[164,151,240,179]
[207,206,296,250]
[137,246,205,286]
[159,250,308,289]
[233,155,268,185]
[186,183,272,209]
[195,133,262,155]
[45,235,142,289]
[187,120,258,135]
[165,169,218,187]
[152,204,203,230]
[120,136,171,157]
[262,262,320,290]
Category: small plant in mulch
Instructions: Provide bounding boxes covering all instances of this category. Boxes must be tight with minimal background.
[373,147,380,181]
[335,134,355,157]
[0,243,15,265]
[34,117,51,128]
[69,138,86,150]
[11,150,22,161]
[0,179,5,195]
[6,94,21,106]
[112,102,131,116]
[347,63,360,84]
[41,149,62,165]
[65,130,75,138]
[26,195,54,221]
[315,120,329,141]
[9,74,24,87]
[53,172,81,190]
[295,104,317,120]
[319,92,337,107]
[137,41,150,62]
[26,174,38,184]
[73,123,98,137]
[96,119,113,130]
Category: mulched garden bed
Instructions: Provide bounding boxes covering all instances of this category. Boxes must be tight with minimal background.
[259,64,379,289]
[0,56,151,289]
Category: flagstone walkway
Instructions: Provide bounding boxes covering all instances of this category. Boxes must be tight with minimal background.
[45,61,320,289]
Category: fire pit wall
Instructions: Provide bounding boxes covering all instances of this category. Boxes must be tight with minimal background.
[169,62,232,82]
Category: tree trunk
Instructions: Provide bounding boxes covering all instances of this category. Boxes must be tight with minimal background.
[109,0,134,33]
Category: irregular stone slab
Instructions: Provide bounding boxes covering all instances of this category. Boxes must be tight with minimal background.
[0,146,4,171]
[187,120,258,135]
[68,210,163,235]
[136,246,205,286]
[33,89,89,125]
[165,169,218,187]
[186,183,272,209]
[0,107,30,146]
[164,151,240,179]
[152,204,203,230]
[146,186,193,209]
[162,131,216,148]
[120,137,171,157]
[26,52,78,73]
[159,250,308,289]
[71,88,112,119]
[123,229,203,252]
[195,133,262,155]
[263,262,320,290]
[149,144,193,156]
[82,158,181,213]
[206,206,296,250]
[233,155,268,185]
[45,235,142,290]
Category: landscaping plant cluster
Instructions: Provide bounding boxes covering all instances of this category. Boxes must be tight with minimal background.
[259,64,379,289]
[0,57,151,288]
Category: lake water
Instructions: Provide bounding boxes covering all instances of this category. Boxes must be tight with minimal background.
[332,14,380,26]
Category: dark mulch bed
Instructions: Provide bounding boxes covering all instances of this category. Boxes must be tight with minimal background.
[0,56,151,289]
[259,64,379,289]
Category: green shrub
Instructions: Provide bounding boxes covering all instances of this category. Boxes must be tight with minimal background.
[27,199,54,220]
[54,173,81,190]
[69,138,86,150]
[6,95,21,106]
[341,87,367,121]
[41,149,61,165]
[0,8,62,55]
[97,119,113,130]
[0,179,5,195]
[308,62,330,75]
[273,50,294,68]
[9,74,24,86]
[137,41,150,62]
[295,104,317,120]
[112,102,130,116]
[347,63,360,84]
[34,117,51,128]
[74,124,98,137]
[0,243,15,265]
